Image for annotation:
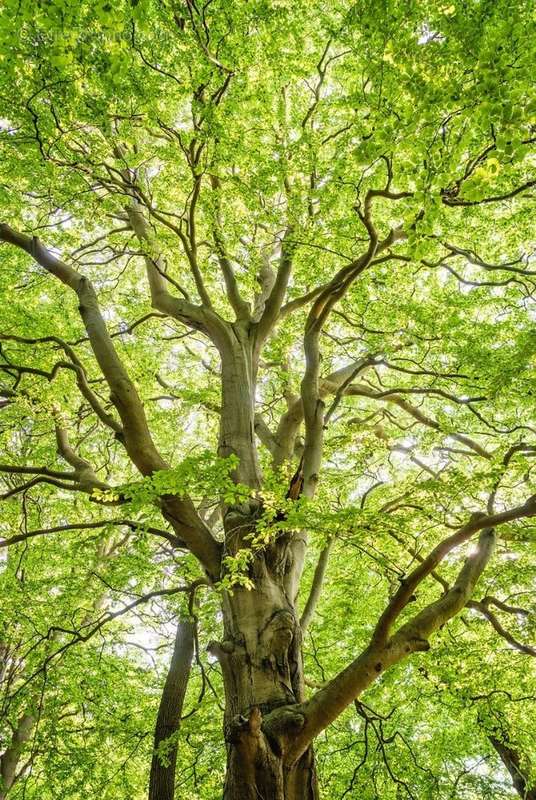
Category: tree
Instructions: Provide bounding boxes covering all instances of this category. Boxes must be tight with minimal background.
[0,0,535,798]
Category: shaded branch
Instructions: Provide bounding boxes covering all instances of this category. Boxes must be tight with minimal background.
[0,333,122,434]
[467,599,536,657]
[372,502,536,646]
[0,518,184,549]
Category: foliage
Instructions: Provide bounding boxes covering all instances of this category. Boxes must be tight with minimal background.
[0,0,535,798]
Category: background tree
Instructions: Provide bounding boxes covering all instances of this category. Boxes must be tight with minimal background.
[0,0,535,798]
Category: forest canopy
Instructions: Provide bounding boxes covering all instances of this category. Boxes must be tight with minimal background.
[0,0,535,798]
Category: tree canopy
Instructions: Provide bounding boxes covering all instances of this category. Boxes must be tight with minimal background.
[0,0,535,798]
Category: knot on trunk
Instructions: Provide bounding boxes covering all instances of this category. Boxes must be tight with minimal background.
[207,639,236,661]
[408,636,430,652]
[263,704,305,739]
[226,706,263,745]
[223,499,262,543]
[223,706,290,800]
[260,609,295,674]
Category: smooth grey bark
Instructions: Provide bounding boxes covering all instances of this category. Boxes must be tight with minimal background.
[0,223,221,579]
[299,539,332,634]
[218,325,262,490]
[148,619,195,800]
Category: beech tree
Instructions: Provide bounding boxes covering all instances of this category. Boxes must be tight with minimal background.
[0,0,535,798]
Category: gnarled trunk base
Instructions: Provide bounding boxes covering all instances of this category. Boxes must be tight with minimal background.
[223,708,317,800]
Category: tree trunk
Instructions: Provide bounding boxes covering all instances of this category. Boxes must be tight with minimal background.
[219,326,262,489]
[215,329,317,798]
[223,729,317,800]
[489,735,536,800]
[213,552,318,800]
[148,619,194,800]
[0,712,35,800]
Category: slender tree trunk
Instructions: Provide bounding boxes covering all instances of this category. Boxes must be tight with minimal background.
[148,619,195,800]
[489,735,536,800]
[0,544,113,799]
[0,713,35,800]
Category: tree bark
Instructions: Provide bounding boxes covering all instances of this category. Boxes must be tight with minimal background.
[213,325,320,798]
[148,619,195,800]
[0,713,35,800]
[211,327,505,798]
[218,324,262,490]
[214,554,318,800]
[489,734,536,800]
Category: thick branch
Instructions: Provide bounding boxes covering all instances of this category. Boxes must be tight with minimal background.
[54,424,109,492]
[273,357,377,466]
[285,527,497,763]
[210,175,250,321]
[255,228,296,349]
[488,734,536,800]
[0,223,163,472]
[253,413,278,455]
[372,501,535,645]
[126,201,214,332]
[0,222,221,576]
